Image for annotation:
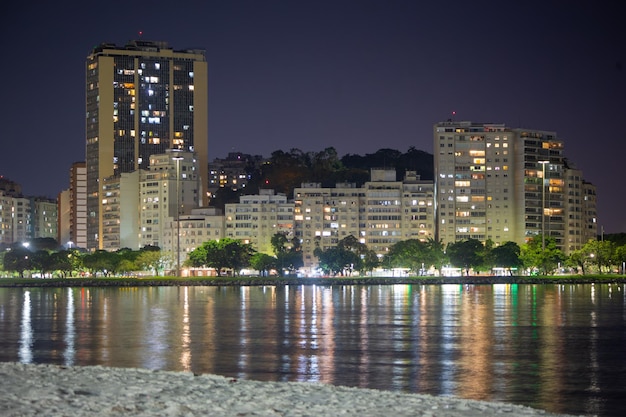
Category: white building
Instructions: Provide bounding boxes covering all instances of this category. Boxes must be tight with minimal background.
[163,207,225,275]
[294,169,435,272]
[294,182,363,269]
[96,150,202,252]
[139,150,200,249]
[225,189,294,255]
[433,120,595,253]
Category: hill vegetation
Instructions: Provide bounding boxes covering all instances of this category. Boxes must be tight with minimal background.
[210,146,433,210]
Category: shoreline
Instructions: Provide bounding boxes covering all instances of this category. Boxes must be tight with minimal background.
[0,362,580,417]
[2,275,626,288]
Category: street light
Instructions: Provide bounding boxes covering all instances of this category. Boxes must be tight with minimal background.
[172,152,184,277]
[538,160,549,250]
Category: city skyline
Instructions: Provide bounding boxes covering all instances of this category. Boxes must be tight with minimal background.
[0,1,624,232]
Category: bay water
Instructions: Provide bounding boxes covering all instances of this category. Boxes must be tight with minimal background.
[1,283,624,416]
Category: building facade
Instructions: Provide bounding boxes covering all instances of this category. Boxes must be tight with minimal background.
[294,182,363,269]
[207,152,264,197]
[95,150,201,252]
[225,189,295,255]
[69,162,88,249]
[140,150,201,249]
[294,169,435,272]
[563,167,598,252]
[163,207,225,274]
[30,197,58,240]
[86,40,208,250]
[433,121,596,254]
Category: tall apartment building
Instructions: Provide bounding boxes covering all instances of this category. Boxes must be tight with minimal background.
[9,196,30,244]
[563,167,598,252]
[225,189,294,255]
[0,178,23,247]
[433,121,595,254]
[57,190,71,247]
[30,197,58,240]
[582,181,598,242]
[70,162,88,249]
[0,191,14,247]
[86,40,208,250]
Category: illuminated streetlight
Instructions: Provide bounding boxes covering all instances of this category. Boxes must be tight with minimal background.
[172,151,184,277]
[538,161,549,250]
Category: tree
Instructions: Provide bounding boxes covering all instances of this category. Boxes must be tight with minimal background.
[359,249,380,276]
[425,238,447,276]
[314,246,350,276]
[491,241,522,275]
[446,239,486,276]
[187,238,254,276]
[82,250,120,276]
[136,249,169,276]
[520,236,565,275]
[582,239,615,274]
[224,239,255,275]
[271,233,304,276]
[49,250,74,278]
[250,253,277,276]
[117,259,138,276]
[26,237,62,252]
[2,246,32,278]
[567,248,591,275]
[313,236,362,277]
[384,239,429,274]
[614,245,626,274]
[29,250,53,278]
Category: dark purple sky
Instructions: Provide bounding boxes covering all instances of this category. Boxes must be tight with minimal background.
[1,1,624,232]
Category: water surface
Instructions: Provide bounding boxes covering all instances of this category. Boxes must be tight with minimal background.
[1,283,624,416]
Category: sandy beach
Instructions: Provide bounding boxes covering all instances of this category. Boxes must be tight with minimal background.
[0,362,583,417]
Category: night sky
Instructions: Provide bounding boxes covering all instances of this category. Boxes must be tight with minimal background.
[1,1,624,232]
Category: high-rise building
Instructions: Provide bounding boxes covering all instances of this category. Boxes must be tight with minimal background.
[69,162,87,249]
[86,40,208,250]
[30,197,57,240]
[57,189,71,248]
[433,120,595,254]
[563,167,598,252]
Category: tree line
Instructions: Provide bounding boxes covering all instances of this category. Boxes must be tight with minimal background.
[2,234,625,278]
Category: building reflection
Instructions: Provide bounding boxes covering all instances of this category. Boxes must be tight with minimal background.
[0,283,624,417]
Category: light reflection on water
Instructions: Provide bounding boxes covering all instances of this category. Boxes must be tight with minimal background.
[1,283,625,417]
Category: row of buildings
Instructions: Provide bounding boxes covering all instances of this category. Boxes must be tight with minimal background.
[0,178,58,246]
[0,40,598,275]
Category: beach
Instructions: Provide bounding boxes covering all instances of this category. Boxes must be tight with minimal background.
[0,362,582,417]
